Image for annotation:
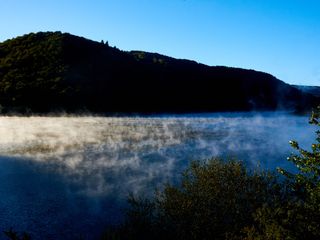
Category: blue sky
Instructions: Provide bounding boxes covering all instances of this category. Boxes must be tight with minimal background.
[1,0,320,86]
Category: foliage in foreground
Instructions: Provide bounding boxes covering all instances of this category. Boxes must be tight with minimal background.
[103,107,320,240]
[245,106,320,240]
[3,228,31,240]
[101,158,283,240]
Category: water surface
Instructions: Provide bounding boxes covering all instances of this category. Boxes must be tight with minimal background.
[0,113,315,239]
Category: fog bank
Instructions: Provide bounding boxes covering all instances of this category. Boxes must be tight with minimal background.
[0,113,316,239]
[0,114,315,195]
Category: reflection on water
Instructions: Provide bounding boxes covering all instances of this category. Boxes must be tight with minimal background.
[0,113,316,239]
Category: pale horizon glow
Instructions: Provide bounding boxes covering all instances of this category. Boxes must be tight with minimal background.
[1,0,320,86]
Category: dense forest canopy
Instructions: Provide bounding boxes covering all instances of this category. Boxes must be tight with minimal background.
[0,31,318,113]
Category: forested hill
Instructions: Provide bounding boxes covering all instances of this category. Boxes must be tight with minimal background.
[0,31,318,113]
[292,85,320,98]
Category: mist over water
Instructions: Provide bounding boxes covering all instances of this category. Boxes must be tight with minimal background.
[0,113,316,239]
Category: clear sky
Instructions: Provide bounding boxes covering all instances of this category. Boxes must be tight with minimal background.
[1,0,320,86]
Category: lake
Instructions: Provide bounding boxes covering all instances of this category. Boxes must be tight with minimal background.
[0,113,316,239]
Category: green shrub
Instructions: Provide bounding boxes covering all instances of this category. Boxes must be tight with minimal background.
[102,159,282,240]
[3,228,31,240]
[240,107,320,240]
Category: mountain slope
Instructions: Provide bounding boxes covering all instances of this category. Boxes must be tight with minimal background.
[292,85,320,98]
[0,31,318,113]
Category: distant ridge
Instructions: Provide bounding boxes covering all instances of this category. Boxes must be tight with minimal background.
[0,31,318,114]
[292,85,320,98]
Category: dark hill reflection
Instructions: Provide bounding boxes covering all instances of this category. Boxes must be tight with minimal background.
[0,113,316,239]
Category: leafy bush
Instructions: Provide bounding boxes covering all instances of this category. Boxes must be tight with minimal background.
[102,159,283,240]
[242,107,320,240]
[3,228,31,240]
